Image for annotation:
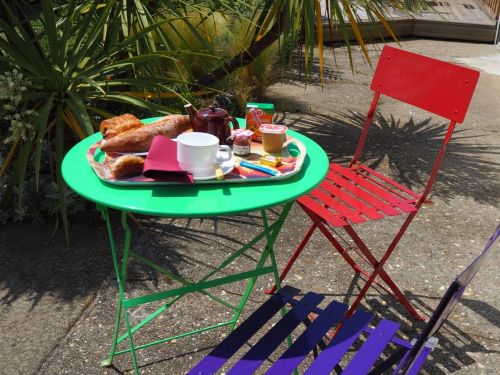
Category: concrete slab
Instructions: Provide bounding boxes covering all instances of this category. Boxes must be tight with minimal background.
[456,53,500,76]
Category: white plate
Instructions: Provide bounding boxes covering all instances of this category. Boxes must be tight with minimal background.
[193,159,235,181]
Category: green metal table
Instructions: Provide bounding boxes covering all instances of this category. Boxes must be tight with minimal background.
[62,117,328,374]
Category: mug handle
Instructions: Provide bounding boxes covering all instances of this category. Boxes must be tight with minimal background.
[217,145,233,163]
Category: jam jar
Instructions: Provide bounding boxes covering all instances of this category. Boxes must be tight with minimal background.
[232,129,254,156]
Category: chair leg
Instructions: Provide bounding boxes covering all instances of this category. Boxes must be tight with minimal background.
[344,260,424,321]
[264,222,318,294]
[344,225,425,321]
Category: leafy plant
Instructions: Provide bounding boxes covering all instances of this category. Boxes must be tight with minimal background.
[0,0,190,242]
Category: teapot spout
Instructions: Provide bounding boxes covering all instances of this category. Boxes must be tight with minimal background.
[184,103,197,127]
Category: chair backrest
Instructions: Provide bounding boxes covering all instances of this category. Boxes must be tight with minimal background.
[351,47,480,203]
[371,46,479,123]
[395,224,500,374]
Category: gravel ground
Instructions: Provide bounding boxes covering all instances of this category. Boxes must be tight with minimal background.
[1,39,499,375]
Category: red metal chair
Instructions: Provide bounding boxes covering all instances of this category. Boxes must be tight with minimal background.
[266,46,480,321]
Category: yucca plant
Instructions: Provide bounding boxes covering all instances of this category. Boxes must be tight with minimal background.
[0,0,191,242]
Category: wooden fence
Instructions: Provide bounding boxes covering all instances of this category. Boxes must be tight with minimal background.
[480,0,500,19]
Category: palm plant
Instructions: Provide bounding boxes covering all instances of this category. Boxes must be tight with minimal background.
[0,0,191,241]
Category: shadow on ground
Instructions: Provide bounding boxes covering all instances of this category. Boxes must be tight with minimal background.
[127,213,267,286]
[0,214,111,307]
[299,276,500,375]
[278,110,500,205]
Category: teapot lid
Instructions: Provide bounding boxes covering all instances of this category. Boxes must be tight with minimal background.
[198,105,227,118]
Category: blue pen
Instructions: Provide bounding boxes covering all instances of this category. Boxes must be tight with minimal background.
[239,160,281,176]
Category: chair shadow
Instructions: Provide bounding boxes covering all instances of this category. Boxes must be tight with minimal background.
[278,110,500,205]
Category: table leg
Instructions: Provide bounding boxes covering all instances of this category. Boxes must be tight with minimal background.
[98,202,293,374]
[98,207,139,373]
[230,202,293,328]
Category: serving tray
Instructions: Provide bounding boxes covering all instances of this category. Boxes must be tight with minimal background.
[87,135,307,185]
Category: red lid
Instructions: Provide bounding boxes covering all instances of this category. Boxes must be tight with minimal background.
[259,124,287,134]
[198,105,227,118]
[233,129,253,137]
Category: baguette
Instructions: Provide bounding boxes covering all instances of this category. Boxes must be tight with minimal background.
[100,115,191,153]
[100,114,143,139]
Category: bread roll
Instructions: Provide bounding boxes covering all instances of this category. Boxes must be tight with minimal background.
[100,115,191,153]
[109,154,145,179]
[100,114,143,139]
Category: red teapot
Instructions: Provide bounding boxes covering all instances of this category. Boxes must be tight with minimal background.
[184,103,239,145]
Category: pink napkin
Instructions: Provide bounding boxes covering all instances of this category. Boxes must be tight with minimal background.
[143,136,193,183]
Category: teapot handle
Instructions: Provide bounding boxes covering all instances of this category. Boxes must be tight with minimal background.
[225,116,239,131]
[224,116,239,143]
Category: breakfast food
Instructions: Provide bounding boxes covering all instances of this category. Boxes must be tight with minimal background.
[100,115,191,153]
[259,155,282,167]
[260,124,287,153]
[100,114,143,139]
[109,154,145,179]
[245,103,274,142]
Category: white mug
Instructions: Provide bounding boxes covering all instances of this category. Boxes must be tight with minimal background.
[176,132,233,177]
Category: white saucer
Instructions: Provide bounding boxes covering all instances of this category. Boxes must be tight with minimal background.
[193,159,235,181]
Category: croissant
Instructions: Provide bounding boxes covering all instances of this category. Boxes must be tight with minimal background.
[100,115,191,153]
[100,114,143,139]
[109,154,145,179]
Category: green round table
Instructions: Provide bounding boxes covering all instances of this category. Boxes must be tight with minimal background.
[62,117,328,374]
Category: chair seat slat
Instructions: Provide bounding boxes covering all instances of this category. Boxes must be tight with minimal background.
[342,319,400,375]
[311,186,366,224]
[326,169,401,216]
[227,292,325,375]
[304,310,374,374]
[298,196,348,227]
[187,286,298,375]
[320,179,385,221]
[355,163,421,199]
[330,164,417,213]
[265,301,348,375]
[363,326,413,349]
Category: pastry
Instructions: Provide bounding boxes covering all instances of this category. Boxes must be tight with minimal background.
[109,154,145,179]
[100,115,191,153]
[100,114,144,139]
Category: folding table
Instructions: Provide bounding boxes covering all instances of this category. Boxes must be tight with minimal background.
[61,118,328,374]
